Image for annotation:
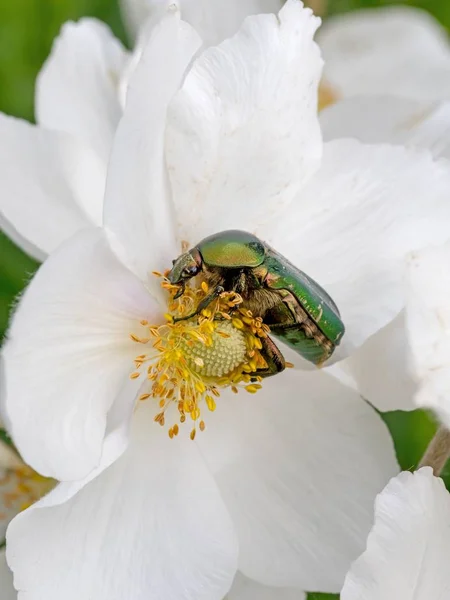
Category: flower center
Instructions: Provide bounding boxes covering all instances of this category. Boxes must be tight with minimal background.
[180,319,247,378]
[129,276,270,438]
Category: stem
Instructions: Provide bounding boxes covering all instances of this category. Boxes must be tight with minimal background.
[418,425,450,476]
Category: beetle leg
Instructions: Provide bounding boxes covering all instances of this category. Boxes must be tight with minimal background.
[173,286,225,322]
[251,335,285,379]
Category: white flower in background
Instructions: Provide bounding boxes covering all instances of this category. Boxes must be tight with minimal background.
[0,436,52,600]
[341,468,450,600]
[317,20,450,413]
[0,0,282,262]
[405,242,450,427]
[319,95,450,413]
[318,5,450,103]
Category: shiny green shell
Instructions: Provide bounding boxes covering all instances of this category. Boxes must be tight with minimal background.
[195,230,345,363]
[264,247,344,363]
[197,230,265,268]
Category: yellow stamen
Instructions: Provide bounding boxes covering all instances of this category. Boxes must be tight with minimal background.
[129,273,269,438]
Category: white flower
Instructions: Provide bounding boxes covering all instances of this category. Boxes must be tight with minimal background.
[0,0,282,261]
[341,468,450,599]
[317,6,450,103]
[6,1,450,597]
[405,241,450,426]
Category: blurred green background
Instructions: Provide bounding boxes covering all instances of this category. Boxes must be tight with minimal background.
[0,1,448,598]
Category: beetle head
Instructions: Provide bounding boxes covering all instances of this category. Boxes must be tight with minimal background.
[167,249,202,297]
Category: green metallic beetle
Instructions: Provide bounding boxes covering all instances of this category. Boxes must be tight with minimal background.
[168,230,344,376]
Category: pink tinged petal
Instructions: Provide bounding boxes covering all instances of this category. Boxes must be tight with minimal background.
[406,242,450,427]
[0,550,15,600]
[199,370,398,592]
[104,9,202,287]
[341,468,450,600]
[120,0,283,46]
[228,573,305,600]
[166,0,323,244]
[3,227,159,481]
[318,6,450,102]
[269,139,450,354]
[342,313,416,412]
[36,19,127,166]
[0,114,105,260]
[7,403,238,600]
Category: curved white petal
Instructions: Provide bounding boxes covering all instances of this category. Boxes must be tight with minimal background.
[342,313,416,412]
[166,0,323,244]
[0,550,15,600]
[104,9,202,287]
[341,468,450,600]
[269,139,450,355]
[0,114,105,260]
[7,403,238,600]
[3,228,159,481]
[321,97,450,164]
[228,573,305,600]
[406,242,450,427]
[36,19,127,165]
[120,0,283,45]
[318,6,450,102]
[199,369,398,592]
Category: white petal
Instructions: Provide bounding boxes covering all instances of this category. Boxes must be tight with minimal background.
[121,0,283,46]
[36,19,127,165]
[0,114,105,260]
[321,97,450,163]
[0,550,15,600]
[320,95,424,144]
[341,468,450,600]
[269,139,450,354]
[406,242,450,427]
[3,228,158,481]
[7,403,238,600]
[199,369,398,592]
[342,312,416,412]
[104,10,202,286]
[228,573,305,600]
[166,0,323,244]
[318,6,450,102]
[400,102,450,161]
